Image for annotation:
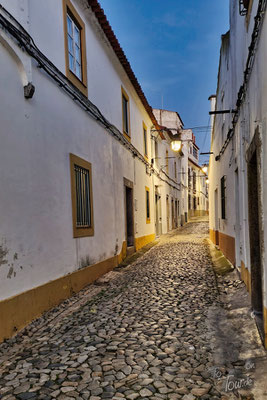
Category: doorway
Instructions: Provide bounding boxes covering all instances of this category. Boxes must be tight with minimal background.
[247,149,264,337]
[124,179,134,248]
[171,198,175,229]
[155,191,162,237]
[214,189,219,245]
[166,195,169,231]
[175,200,178,228]
[235,169,241,268]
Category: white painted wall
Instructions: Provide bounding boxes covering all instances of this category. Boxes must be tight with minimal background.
[0,0,185,302]
[209,0,267,312]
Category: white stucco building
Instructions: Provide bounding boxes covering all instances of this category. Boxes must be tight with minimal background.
[153,109,209,222]
[0,0,193,342]
[209,0,267,347]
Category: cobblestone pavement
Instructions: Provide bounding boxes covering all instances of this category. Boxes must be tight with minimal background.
[0,220,266,400]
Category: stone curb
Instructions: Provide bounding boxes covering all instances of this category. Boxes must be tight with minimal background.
[204,238,235,276]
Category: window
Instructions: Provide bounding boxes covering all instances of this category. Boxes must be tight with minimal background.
[121,87,130,139]
[63,0,87,96]
[154,140,158,167]
[221,175,226,219]
[145,187,150,223]
[67,14,82,80]
[188,168,191,189]
[143,122,148,158]
[70,154,94,237]
[174,161,177,179]
[193,145,198,160]
[193,171,196,193]
[166,150,169,174]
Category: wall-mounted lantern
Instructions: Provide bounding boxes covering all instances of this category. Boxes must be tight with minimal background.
[171,140,182,152]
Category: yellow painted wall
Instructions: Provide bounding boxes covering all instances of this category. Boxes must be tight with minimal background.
[135,233,156,251]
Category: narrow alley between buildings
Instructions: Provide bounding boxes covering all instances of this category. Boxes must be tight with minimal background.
[0,219,266,400]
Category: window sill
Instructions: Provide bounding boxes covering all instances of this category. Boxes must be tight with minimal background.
[123,132,131,142]
[67,69,88,97]
[73,226,94,238]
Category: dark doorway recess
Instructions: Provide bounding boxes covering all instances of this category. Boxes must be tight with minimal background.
[124,179,134,248]
[247,146,264,340]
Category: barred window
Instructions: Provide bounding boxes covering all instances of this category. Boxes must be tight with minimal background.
[70,154,94,237]
[74,165,91,227]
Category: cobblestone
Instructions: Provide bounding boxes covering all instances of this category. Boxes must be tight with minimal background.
[0,219,265,399]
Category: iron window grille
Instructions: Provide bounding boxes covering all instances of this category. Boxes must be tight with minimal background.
[74,164,91,227]
[70,154,94,238]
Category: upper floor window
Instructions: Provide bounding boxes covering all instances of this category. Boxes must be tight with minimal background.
[121,87,130,139]
[63,0,87,96]
[188,168,191,188]
[193,171,196,193]
[166,150,169,174]
[193,145,198,160]
[67,14,82,80]
[143,122,148,158]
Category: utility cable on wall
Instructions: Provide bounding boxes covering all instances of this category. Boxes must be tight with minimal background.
[215,0,267,161]
[0,5,181,192]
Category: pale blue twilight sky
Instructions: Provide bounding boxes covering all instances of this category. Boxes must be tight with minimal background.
[99,0,229,163]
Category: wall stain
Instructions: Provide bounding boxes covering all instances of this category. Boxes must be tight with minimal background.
[79,255,92,269]
[7,266,14,279]
[0,245,8,266]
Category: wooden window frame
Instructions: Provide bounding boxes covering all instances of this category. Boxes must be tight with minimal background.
[70,153,94,238]
[143,122,148,159]
[63,0,88,96]
[121,86,131,141]
[145,186,150,224]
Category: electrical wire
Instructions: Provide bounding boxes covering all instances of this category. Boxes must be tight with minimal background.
[0,5,182,192]
[215,0,267,160]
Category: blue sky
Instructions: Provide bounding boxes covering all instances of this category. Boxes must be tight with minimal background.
[99,0,229,162]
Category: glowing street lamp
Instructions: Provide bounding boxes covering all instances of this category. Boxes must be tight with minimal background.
[202,166,208,174]
[171,140,182,152]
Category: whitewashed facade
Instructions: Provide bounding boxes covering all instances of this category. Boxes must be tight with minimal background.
[0,0,189,341]
[209,0,267,346]
[153,110,208,222]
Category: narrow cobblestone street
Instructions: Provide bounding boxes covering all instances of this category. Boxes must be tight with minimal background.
[0,220,266,400]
